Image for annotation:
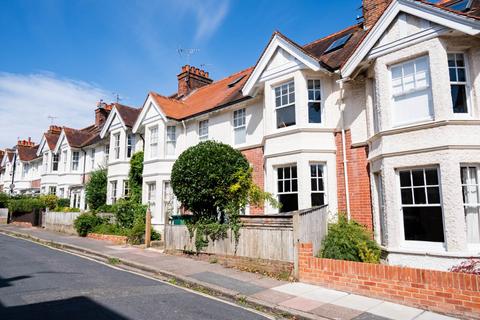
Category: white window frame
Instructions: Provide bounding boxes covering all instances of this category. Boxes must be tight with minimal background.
[390,56,433,127]
[307,79,323,124]
[166,126,176,156]
[110,180,117,204]
[113,133,121,160]
[43,153,49,173]
[199,120,209,141]
[149,126,159,158]
[277,165,298,213]
[71,151,79,172]
[397,167,445,250]
[123,180,129,197]
[147,182,156,209]
[52,153,59,172]
[126,134,135,158]
[104,144,109,163]
[461,165,480,247]
[233,108,246,145]
[163,181,179,223]
[448,52,472,117]
[310,163,327,207]
[274,80,296,129]
[90,148,95,170]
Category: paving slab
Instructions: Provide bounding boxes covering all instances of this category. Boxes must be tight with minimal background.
[279,296,325,312]
[415,311,458,320]
[353,313,390,320]
[367,302,424,320]
[311,303,364,320]
[299,287,349,304]
[251,289,296,305]
[331,294,383,312]
[272,282,320,295]
[189,271,266,295]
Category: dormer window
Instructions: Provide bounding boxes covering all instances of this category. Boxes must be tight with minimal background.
[308,80,322,123]
[166,126,176,156]
[126,134,135,158]
[113,133,121,160]
[149,126,159,158]
[71,151,79,171]
[275,81,296,128]
[52,153,59,172]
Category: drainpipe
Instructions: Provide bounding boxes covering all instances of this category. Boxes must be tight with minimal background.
[10,152,17,196]
[139,133,145,152]
[338,79,351,221]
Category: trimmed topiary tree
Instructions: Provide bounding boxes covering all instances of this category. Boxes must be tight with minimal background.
[171,141,276,252]
[85,168,107,210]
[128,151,144,204]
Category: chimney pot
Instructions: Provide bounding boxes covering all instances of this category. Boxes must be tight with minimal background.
[177,64,213,97]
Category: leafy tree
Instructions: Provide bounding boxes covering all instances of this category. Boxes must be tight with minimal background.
[128,151,144,204]
[85,168,107,210]
[171,141,276,251]
[0,192,9,208]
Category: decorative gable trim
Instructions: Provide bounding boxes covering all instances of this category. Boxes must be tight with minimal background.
[341,0,480,78]
[242,33,326,97]
[132,94,167,133]
[100,107,127,139]
[36,135,48,156]
[53,130,69,154]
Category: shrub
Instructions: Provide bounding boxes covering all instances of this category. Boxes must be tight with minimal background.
[318,214,381,263]
[73,213,104,237]
[0,192,9,208]
[127,219,160,245]
[8,197,45,213]
[128,151,144,204]
[92,223,128,236]
[95,204,115,214]
[112,199,146,229]
[53,206,80,213]
[57,198,70,208]
[39,194,58,210]
[449,259,480,275]
[85,168,107,210]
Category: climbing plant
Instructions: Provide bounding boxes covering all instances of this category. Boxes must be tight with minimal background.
[85,168,107,210]
[128,151,144,204]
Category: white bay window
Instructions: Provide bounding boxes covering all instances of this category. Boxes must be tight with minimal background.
[149,126,159,158]
[461,166,480,244]
[233,108,246,145]
[277,165,298,213]
[275,81,295,128]
[448,53,469,115]
[166,126,176,156]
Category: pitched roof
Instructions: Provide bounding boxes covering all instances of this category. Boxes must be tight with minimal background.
[151,67,253,120]
[115,104,142,127]
[63,127,100,148]
[425,0,480,20]
[6,149,15,162]
[17,145,40,162]
[44,132,60,150]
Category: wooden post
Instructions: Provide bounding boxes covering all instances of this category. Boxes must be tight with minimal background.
[145,204,152,248]
[292,211,300,280]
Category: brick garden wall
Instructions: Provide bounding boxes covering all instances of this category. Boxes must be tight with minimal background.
[335,130,373,230]
[87,233,128,245]
[241,146,264,215]
[299,243,480,319]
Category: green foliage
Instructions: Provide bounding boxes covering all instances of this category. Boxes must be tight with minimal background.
[112,199,146,229]
[39,194,58,210]
[319,214,381,263]
[0,192,9,208]
[171,141,277,252]
[73,213,104,237]
[127,219,161,245]
[85,168,107,210]
[53,206,80,213]
[8,197,45,213]
[128,151,144,204]
[92,223,128,236]
[94,204,115,213]
[57,198,70,208]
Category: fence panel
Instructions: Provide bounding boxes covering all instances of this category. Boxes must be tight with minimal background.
[297,205,328,255]
[44,211,81,234]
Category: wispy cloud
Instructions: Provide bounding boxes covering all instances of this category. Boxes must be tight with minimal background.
[0,72,109,148]
[187,0,230,42]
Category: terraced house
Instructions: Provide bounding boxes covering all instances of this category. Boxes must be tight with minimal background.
[2,0,480,270]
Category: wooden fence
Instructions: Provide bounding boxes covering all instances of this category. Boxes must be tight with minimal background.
[164,205,328,266]
[44,211,82,234]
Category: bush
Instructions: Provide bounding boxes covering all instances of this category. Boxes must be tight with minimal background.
[318,215,381,263]
[85,168,107,210]
[127,219,160,245]
[113,199,146,229]
[92,223,128,236]
[53,206,80,213]
[128,151,144,204]
[0,192,9,208]
[39,194,58,210]
[95,204,115,214]
[73,213,104,237]
[57,198,70,208]
[8,197,45,213]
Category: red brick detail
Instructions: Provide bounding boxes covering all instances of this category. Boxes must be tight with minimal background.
[177,65,213,97]
[299,243,480,319]
[87,233,128,245]
[335,130,373,230]
[241,146,264,215]
[31,179,41,189]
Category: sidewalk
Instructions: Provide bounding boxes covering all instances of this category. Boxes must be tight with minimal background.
[0,225,457,320]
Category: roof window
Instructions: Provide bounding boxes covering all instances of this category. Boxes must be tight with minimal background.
[324,33,353,53]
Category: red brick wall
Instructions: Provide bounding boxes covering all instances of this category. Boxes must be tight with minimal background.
[335,130,373,230]
[241,146,264,215]
[299,243,480,319]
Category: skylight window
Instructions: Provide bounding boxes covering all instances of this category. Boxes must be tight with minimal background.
[447,0,470,12]
[228,75,246,88]
[325,33,353,53]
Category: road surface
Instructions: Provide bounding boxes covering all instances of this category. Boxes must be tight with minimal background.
[0,234,269,320]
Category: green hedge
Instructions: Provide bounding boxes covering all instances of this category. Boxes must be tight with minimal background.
[73,213,105,237]
[0,193,9,208]
[8,197,45,213]
[57,198,70,208]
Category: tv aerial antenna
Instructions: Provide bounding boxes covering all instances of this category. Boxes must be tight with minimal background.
[47,115,58,124]
[177,47,200,65]
[112,92,122,103]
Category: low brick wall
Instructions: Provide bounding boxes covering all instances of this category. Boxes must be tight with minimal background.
[299,243,480,319]
[87,233,128,245]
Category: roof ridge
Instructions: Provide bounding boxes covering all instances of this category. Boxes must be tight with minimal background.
[183,67,253,97]
[303,24,361,48]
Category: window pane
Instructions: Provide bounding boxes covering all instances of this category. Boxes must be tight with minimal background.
[234,127,246,145]
[317,178,324,191]
[291,166,297,178]
[456,54,465,67]
[447,54,455,67]
[308,102,321,123]
[311,193,325,206]
[412,170,424,186]
[427,187,440,204]
[449,68,457,82]
[403,62,415,91]
[277,168,283,179]
[403,206,444,242]
[278,181,283,193]
[425,169,438,185]
[400,171,411,187]
[451,85,468,113]
[310,165,316,177]
[284,180,290,192]
[401,189,413,205]
[457,68,466,82]
[311,179,317,191]
[413,187,426,204]
[279,194,298,213]
[292,179,298,192]
[276,105,296,128]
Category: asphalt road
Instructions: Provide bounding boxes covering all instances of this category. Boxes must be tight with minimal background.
[0,234,269,320]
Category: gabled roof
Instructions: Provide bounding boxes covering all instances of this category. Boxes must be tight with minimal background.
[45,133,60,150]
[341,0,480,78]
[17,145,40,162]
[100,103,141,138]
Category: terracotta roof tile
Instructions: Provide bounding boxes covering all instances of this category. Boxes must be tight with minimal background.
[44,132,60,150]
[115,103,142,127]
[421,0,480,20]
[17,145,40,162]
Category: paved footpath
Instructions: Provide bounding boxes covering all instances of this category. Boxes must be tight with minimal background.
[0,225,457,320]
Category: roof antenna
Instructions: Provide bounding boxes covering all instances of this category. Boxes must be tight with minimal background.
[177,47,200,65]
[47,115,58,124]
[112,93,122,103]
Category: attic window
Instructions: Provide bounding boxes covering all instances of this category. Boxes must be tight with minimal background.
[325,33,353,53]
[228,75,246,88]
[447,0,470,11]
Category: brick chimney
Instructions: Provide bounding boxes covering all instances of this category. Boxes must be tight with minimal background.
[18,137,35,147]
[177,65,213,98]
[95,100,112,127]
[47,125,62,135]
[363,0,392,30]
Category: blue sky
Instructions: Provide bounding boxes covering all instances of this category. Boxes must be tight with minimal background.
[0,0,361,147]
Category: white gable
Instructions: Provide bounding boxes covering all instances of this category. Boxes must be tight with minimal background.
[260,48,305,82]
[110,113,123,130]
[145,102,160,120]
[132,94,167,133]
